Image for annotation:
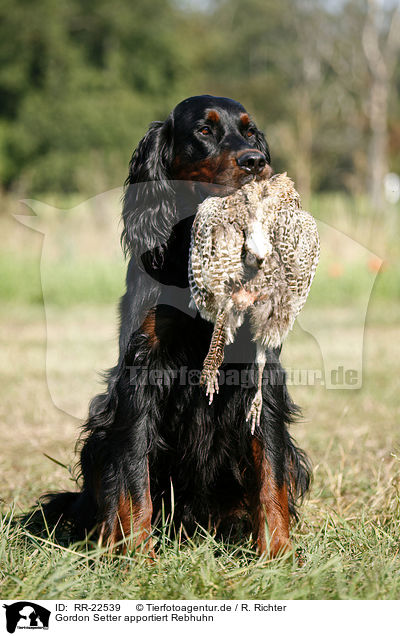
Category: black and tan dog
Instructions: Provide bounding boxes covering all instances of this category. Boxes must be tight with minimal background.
[35,95,311,557]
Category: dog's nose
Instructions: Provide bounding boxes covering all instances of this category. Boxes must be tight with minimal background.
[237,152,267,174]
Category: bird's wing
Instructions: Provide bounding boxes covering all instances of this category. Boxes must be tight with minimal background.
[189,197,244,319]
[296,210,320,305]
[277,209,320,317]
[203,222,244,298]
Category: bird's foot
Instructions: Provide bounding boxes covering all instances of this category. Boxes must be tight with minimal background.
[246,390,263,434]
[200,368,219,405]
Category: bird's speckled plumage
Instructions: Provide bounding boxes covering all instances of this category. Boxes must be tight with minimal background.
[189,173,320,432]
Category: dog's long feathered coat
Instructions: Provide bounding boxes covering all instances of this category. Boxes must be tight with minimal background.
[29,96,311,556]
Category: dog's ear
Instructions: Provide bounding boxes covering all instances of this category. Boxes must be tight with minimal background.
[122,116,176,258]
[254,129,271,166]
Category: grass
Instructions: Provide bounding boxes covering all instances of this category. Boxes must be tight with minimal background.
[2,505,400,599]
[0,252,126,306]
[0,190,399,308]
[1,249,399,308]
[0,192,399,599]
[0,299,399,600]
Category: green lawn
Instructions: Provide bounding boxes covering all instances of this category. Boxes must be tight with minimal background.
[0,298,399,600]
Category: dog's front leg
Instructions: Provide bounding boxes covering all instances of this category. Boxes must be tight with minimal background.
[101,457,154,557]
[249,437,292,557]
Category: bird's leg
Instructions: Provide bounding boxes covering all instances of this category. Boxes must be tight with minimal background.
[200,310,227,404]
[246,344,267,434]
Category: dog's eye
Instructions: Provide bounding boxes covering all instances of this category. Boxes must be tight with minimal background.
[247,127,256,137]
[199,126,212,135]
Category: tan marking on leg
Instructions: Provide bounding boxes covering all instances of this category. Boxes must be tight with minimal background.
[251,438,292,557]
[97,521,106,549]
[107,462,154,557]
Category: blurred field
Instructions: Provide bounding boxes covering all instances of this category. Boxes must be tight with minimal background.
[0,190,399,308]
[0,193,400,599]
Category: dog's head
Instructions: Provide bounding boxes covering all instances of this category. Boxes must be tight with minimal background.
[123,95,271,256]
[170,95,271,191]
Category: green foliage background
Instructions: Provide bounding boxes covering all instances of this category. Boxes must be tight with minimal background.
[0,0,399,196]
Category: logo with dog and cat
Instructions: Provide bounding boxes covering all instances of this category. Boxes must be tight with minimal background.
[3,602,50,634]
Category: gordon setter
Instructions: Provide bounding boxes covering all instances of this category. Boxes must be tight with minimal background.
[37,95,311,557]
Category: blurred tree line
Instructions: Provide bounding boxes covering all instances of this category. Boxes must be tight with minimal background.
[0,0,399,204]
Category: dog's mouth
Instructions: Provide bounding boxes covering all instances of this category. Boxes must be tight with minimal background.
[256,166,273,181]
[233,164,273,189]
[192,176,260,199]
[182,164,272,201]
[220,168,272,192]
[191,181,231,199]
[238,174,255,187]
